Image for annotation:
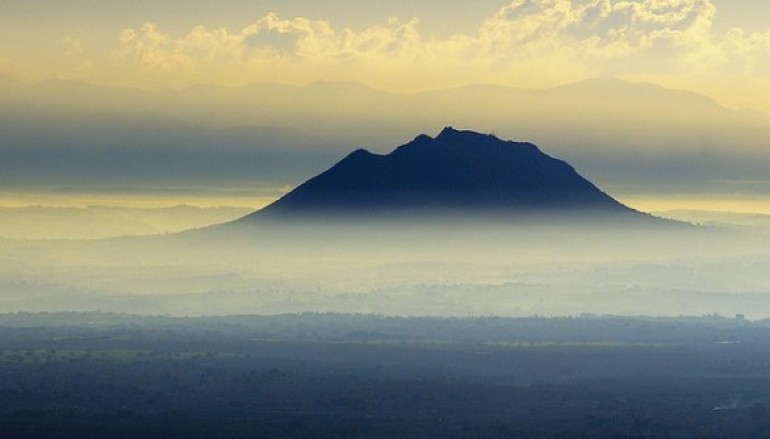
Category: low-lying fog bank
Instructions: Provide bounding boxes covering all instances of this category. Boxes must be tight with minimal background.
[0,205,252,240]
[1,217,769,318]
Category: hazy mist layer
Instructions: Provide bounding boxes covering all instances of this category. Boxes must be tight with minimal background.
[0,205,252,240]
[1,78,769,206]
[2,218,770,319]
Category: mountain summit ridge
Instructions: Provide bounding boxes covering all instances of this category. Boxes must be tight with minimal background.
[241,127,651,222]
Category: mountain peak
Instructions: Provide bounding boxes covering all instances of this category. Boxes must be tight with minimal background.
[437,125,460,138]
[244,128,652,221]
[436,126,495,141]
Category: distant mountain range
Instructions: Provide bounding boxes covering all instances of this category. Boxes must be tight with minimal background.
[240,127,655,223]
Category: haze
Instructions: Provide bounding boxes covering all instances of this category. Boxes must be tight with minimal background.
[1,0,770,315]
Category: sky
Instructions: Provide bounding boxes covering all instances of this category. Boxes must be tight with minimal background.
[1,0,770,216]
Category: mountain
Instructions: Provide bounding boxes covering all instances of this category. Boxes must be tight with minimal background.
[241,127,650,222]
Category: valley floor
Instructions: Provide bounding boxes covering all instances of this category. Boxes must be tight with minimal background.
[1,313,769,438]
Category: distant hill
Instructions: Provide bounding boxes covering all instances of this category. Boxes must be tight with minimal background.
[240,127,655,222]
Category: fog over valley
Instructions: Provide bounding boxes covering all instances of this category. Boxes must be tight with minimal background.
[0,200,768,319]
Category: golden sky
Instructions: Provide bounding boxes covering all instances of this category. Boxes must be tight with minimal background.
[2,0,770,113]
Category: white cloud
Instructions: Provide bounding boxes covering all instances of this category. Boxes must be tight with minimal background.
[106,1,770,90]
[112,14,422,70]
[471,0,721,71]
[720,28,770,75]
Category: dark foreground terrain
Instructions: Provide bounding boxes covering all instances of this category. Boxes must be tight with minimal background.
[2,313,770,438]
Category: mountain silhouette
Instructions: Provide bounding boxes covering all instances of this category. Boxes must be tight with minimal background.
[242,127,651,222]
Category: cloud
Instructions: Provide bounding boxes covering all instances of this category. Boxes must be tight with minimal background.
[110,14,423,85]
[102,1,770,90]
[472,0,721,72]
[719,28,770,75]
